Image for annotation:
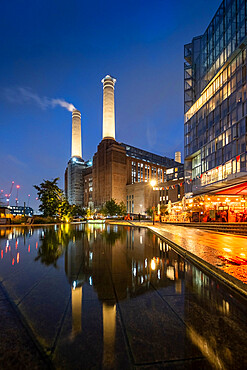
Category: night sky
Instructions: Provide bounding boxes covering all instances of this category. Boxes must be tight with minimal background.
[0,0,218,211]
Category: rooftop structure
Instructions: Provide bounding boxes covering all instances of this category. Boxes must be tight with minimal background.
[121,143,181,168]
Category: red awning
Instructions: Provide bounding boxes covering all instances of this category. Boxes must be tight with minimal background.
[215,182,247,195]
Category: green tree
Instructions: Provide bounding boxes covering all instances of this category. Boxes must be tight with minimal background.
[117,201,126,216]
[101,199,119,216]
[34,178,63,217]
[71,205,87,218]
[58,197,73,222]
[146,207,154,217]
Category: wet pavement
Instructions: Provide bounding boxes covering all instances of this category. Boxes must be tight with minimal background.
[0,224,247,369]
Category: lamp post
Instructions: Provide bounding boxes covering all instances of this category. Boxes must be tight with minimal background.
[150,179,156,225]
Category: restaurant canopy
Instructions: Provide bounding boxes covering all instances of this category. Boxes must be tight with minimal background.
[215,182,247,195]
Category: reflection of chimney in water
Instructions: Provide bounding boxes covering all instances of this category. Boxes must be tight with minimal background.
[103,303,116,367]
[71,285,82,336]
[101,75,116,140]
[71,109,82,158]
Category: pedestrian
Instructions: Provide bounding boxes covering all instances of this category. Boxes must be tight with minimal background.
[138,213,141,222]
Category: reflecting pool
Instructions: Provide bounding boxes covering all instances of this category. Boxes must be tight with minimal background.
[0,224,247,369]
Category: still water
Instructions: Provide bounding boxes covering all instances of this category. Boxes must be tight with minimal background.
[0,224,247,369]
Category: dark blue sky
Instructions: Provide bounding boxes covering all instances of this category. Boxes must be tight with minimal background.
[0,0,219,210]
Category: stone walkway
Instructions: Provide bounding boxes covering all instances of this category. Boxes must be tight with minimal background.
[0,284,50,369]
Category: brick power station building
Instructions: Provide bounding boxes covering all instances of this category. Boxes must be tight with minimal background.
[65,75,183,215]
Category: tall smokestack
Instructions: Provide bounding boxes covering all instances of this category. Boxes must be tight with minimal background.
[175,151,181,163]
[101,75,116,140]
[71,110,82,158]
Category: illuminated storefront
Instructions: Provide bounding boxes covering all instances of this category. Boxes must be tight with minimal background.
[162,182,247,222]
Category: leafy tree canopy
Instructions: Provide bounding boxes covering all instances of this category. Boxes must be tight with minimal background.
[34,178,86,220]
[34,178,63,217]
[101,199,126,217]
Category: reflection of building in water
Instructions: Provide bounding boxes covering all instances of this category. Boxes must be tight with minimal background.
[103,303,116,368]
[65,234,88,337]
[63,224,245,368]
[71,285,82,336]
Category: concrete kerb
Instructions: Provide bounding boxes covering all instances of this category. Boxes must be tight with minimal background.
[108,220,247,299]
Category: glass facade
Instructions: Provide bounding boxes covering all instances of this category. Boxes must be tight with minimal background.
[184,0,247,192]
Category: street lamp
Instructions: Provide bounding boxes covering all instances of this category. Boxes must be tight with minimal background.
[150,180,156,225]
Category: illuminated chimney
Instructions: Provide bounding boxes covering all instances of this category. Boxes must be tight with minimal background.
[71,110,82,158]
[175,151,181,163]
[101,75,116,140]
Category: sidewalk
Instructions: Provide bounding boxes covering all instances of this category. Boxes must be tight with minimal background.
[108,220,247,295]
[0,284,50,369]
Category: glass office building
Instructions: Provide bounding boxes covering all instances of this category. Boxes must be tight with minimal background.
[184,0,247,193]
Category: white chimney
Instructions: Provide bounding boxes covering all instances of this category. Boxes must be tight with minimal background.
[71,110,82,158]
[175,151,181,163]
[101,75,116,140]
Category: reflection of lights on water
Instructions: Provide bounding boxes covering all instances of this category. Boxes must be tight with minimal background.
[89,276,93,286]
[141,276,144,284]
[158,270,160,279]
[223,248,231,253]
[223,299,230,314]
[144,258,147,268]
[140,235,143,244]
[89,252,93,260]
[133,267,136,277]
[187,326,224,369]
[166,266,175,280]
[73,281,77,290]
[17,253,20,264]
[151,259,156,271]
